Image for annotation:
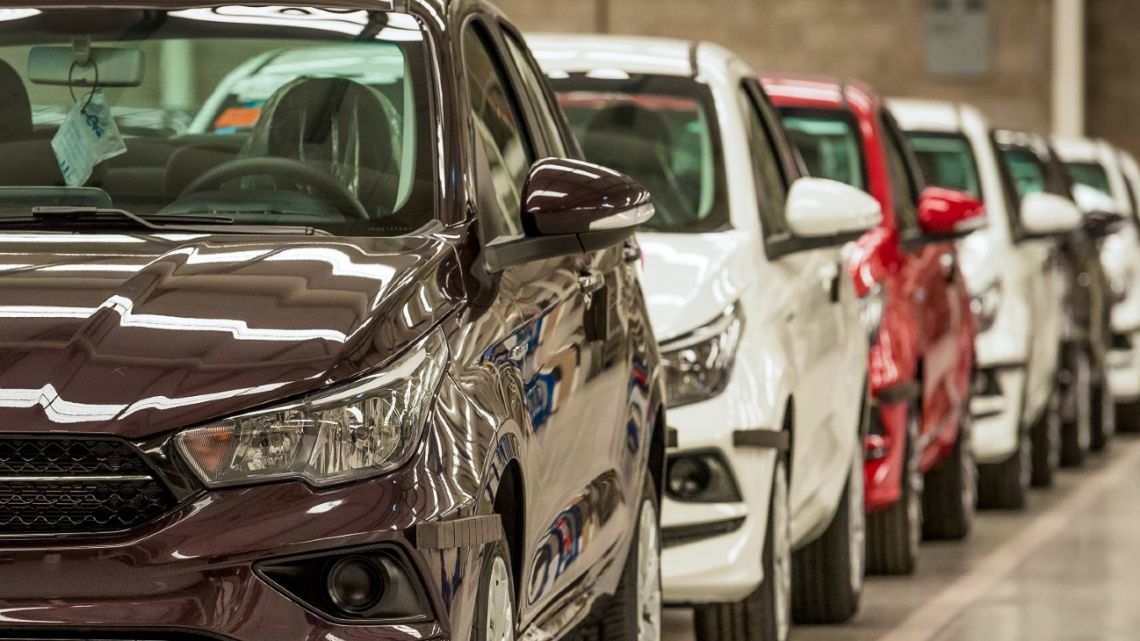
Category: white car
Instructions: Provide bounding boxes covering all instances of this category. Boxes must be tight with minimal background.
[531,34,879,640]
[891,100,1079,509]
[1054,137,1140,432]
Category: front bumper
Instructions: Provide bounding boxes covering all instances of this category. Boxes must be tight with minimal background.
[1108,329,1140,402]
[970,366,1026,464]
[0,477,447,641]
[661,389,778,605]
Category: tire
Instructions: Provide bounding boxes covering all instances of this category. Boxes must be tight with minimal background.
[1090,381,1115,452]
[922,401,976,540]
[472,538,517,641]
[976,429,1030,510]
[1030,389,1061,488]
[1059,345,1091,467]
[599,475,662,641]
[866,403,921,575]
[694,459,791,641]
[790,448,863,624]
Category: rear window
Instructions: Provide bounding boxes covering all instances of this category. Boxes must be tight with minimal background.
[907,132,983,200]
[779,109,865,190]
[548,73,728,234]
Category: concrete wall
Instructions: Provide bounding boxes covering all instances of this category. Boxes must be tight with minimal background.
[499,0,1055,133]
[1086,0,1140,156]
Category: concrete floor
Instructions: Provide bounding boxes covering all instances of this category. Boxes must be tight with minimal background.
[663,434,1140,641]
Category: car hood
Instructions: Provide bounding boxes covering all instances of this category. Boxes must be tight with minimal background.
[956,228,997,295]
[636,230,750,342]
[0,231,457,438]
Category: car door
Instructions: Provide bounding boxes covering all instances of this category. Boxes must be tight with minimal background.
[881,112,963,442]
[462,19,631,623]
[740,79,850,514]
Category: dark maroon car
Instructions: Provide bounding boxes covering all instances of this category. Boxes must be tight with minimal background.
[0,3,666,641]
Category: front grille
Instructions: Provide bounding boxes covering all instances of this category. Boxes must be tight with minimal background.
[0,437,175,535]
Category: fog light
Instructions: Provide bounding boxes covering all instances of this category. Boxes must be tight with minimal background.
[668,456,711,499]
[666,450,742,503]
[326,556,386,614]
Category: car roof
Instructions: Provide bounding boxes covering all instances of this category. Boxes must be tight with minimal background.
[527,33,698,77]
[761,74,881,117]
[1052,135,1111,164]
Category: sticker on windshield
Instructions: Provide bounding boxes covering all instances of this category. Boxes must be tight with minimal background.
[213,106,262,132]
[51,90,127,187]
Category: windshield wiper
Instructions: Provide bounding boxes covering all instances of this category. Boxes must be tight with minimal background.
[0,206,329,236]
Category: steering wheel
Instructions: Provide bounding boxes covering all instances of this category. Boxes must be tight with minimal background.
[180,156,371,221]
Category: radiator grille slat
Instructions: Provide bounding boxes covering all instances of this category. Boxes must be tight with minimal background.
[0,438,174,535]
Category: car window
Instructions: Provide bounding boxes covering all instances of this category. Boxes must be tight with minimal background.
[907,132,983,200]
[462,24,534,240]
[501,30,566,158]
[1065,161,1113,198]
[779,109,865,190]
[999,147,1048,200]
[0,9,437,236]
[880,116,921,232]
[740,88,790,238]
[550,73,729,234]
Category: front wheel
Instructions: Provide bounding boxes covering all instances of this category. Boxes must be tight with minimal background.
[694,458,791,641]
[977,429,1030,510]
[599,476,661,641]
[1030,389,1061,488]
[922,400,976,540]
[473,539,517,641]
[1090,381,1115,452]
[866,402,921,575]
[791,447,864,624]
[1059,345,1092,467]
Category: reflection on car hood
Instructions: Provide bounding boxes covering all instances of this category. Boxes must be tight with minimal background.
[636,230,749,342]
[956,228,997,295]
[0,231,457,438]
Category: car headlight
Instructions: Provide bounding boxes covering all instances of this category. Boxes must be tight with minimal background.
[970,280,1002,333]
[858,285,885,342]
[660,304,744,408]
[176,330,447,488]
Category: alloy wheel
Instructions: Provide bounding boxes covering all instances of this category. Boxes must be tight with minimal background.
[773,461,792,641]
[486,556,515,641]
[637,499,662,641]
[848,451,866,593]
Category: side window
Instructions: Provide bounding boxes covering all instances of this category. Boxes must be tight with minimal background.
[740,87,790,238]
[462,24,534,239]
[879,115,921,232]
[501,29,568,157]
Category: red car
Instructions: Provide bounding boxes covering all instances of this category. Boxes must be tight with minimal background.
[763,76,983,575]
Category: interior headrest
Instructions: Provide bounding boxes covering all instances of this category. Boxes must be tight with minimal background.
[582,103,674,174]
[252,77,395,174]
[0,60,32,144]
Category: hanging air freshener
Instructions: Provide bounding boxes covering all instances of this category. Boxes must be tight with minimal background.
[51,56,127,187]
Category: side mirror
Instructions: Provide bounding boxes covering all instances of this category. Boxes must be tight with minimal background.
[1084,209,1126,238]
[484,158,654,271]
[917,186,987,239]
[785,177,882,239]
[1020,192,1082,236]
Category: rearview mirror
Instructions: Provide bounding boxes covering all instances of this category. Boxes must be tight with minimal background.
[917,186,987,239]
[785,177,882,239]
[28,46,145,87]
[484,158,654,271]
[1020,192,1082,237]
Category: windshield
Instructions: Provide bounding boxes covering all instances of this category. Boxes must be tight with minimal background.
[1065,161,1113,197]
[0,7,435,235]
[907,132,983,200]
[548,73,729,234]
[779,109,865,190]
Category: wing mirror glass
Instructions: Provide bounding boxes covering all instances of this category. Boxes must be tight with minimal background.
[917,186,987,239]
[784,177,882,239]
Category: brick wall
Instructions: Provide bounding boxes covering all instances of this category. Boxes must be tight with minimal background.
[497,0,1055,133]
[1086,0,1140,156]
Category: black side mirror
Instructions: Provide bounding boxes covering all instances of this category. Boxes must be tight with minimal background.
[1084,209,1125,238]
[484,158,654,271]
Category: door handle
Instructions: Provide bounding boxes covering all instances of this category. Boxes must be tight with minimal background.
[578,269,605,305]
